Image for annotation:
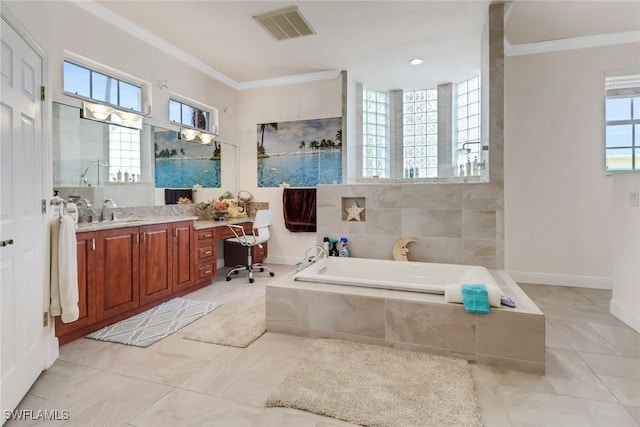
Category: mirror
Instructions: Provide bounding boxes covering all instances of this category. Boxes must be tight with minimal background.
[52,102,237,207]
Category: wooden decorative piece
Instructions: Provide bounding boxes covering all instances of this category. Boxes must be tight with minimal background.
[345,202,365,221]
[393,237,418,261]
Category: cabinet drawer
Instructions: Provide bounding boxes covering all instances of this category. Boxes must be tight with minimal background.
[198,244,215,260]
[197,263,215,281]
[197,229,214,241]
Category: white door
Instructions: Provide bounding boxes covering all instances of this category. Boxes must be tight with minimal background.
[0,11,47,415]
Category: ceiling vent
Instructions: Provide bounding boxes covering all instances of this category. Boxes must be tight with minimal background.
[253,6,316,41]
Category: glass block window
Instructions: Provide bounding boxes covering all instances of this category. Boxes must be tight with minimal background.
[63,60,142,112]
[403,89,438,178]
[362,89,389,178]
[456,76,481,170]
[605,77,640,172]
[169,98,213,132]
[108,125,141,182]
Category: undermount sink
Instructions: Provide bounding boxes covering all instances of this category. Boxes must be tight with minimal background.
[113,218,145,223]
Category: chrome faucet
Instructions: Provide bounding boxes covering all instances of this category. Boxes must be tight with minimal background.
[76,198,92,209]
[101,199,117,221]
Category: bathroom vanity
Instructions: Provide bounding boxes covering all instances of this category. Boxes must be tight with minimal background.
[55,216,254,344]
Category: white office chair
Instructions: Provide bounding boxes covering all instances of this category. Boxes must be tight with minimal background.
[225,209,276,283]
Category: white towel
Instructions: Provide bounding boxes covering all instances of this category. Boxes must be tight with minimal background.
[50,215,79,323]
[444,283,502,308]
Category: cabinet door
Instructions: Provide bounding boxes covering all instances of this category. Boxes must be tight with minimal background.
[55,232,97,337]
[95,227,140,320]
[139,223,173,305]
[172,221,195,291]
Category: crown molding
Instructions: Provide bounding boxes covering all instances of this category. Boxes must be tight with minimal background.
[505,30,640,57]
[237,69,342,90]
[70,1,342,91]
[71,0,239,89]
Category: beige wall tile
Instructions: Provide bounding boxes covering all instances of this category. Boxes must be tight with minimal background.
[477,311,545,363]
[402,209,463,238]
[308,293,385,338]
[386,300,476,353]
[463,210,496,240]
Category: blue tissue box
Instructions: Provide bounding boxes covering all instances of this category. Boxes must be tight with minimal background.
[461,284,490,314]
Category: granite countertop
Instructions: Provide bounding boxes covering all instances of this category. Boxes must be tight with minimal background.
[75,216,199,232]
[74,215,252,232]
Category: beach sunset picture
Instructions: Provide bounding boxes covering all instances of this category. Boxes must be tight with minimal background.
[154,130,221,188]
[257,117,342,187]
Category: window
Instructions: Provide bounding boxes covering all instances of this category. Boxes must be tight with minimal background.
[456,76,481,169]
[108,125,140,182]
[63,60,142,112]
[362,89,389,178]
[403,90,438,178]
[605,76,640,172]
[169,98,213,132]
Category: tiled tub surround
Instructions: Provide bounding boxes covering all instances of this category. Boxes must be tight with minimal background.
[266,268,545,373]
[316,182,504,269]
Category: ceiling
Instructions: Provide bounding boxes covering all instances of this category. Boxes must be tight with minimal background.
[94,1,640,91]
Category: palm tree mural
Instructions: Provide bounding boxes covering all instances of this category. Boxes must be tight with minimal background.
[257,122,277,158]
[299,140,306,153]
[211,141,221,160]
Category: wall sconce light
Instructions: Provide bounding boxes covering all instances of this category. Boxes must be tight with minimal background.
[82,101,143,129]
[179,127,216,145]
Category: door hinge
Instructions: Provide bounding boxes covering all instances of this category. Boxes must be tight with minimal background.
[43,312,49,327]
[41,199,47,214]
[41,86,46,101]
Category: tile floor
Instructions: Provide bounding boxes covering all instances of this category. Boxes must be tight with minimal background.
[7,266,640,426]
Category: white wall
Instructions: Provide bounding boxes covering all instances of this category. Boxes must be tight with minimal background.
[505,42,640,287]
[237,78,343,264]
[610,172,640,332]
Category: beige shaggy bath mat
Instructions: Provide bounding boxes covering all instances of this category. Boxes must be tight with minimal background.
[182,297,265,348]
[267,339,483,427]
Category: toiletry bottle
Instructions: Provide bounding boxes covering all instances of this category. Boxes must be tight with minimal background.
[459,164,465,176]
[328,238,340,257]
[117,170,122,182]
[409,167,414,178]
[339,237,350,257]
[323,237,330,255]
[414,167,419,178]
[465,158,471,176]
[124,170,130,182]
[472,156,479,175]
[66,202,78,224]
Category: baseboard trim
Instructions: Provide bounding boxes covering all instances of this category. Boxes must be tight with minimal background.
[610,298,640,333]
[507,271,612,290]
[264,255,298,266]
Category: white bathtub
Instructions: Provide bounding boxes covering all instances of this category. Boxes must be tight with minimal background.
[294,256,498,294]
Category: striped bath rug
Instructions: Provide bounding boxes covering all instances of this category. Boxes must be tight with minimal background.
[86,298,222,348]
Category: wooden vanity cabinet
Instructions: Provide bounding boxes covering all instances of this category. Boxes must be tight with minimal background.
[195,228,216,285]
[54,231,97,337]
[95,226,140,320]
[172,221,196,292]
[139,223,172,305]
[55,221,197,345]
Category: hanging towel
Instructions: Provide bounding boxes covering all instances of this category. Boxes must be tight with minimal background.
[461,284,490,314]
[283,188,317,232]
[50,215,79,323]
[164,188,193,204]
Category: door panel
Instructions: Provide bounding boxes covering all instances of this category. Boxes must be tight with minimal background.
[172,222,195,291]
[95,228,139,319]
[139,224,172,305]
[0,14,46,414]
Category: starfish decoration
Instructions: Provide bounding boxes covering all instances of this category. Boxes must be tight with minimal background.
[345,202,364,221]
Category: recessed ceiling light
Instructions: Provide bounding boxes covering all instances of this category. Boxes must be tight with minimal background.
[409,58,424,66]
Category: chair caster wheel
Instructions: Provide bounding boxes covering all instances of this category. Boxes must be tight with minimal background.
[259,268,264,272]
[269,272,275,277]
[226,276,232,281]
[249,278,254,283]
